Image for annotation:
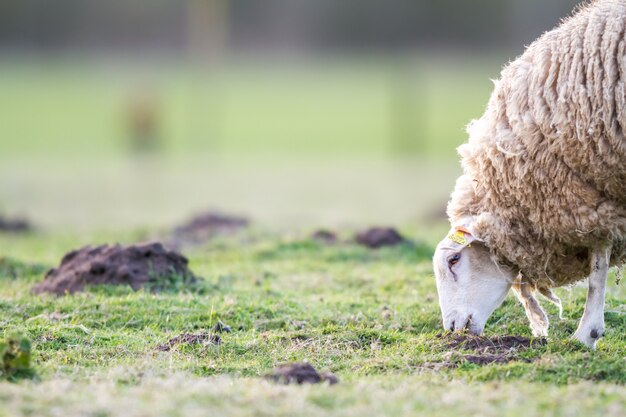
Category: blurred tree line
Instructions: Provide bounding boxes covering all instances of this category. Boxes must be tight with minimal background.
[0,0,582,55]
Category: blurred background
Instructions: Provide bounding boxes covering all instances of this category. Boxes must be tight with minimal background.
[0,0,581,232]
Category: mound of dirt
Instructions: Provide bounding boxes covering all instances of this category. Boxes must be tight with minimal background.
[0,215,31,233]
[443,334,544,352]
[156,333,221,352]
[438,333,546,366]
[355,227,405,248]
[266,362,338,385]
[169,211,249,248]
[32,242,198,295]
[311,229,338,244]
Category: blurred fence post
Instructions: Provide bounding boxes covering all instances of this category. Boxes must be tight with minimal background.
[186,0,229,64]
[389,56,428,156]
[185,0,229,154]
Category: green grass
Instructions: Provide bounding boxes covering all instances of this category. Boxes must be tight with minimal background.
[0,228,624,416]
[0,55,624,416]
[0,55,502,158]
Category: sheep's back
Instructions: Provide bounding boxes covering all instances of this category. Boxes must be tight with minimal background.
[450,0,626,286]
[521,0,626,204]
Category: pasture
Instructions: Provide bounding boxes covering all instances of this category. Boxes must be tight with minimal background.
[0,57,624,416]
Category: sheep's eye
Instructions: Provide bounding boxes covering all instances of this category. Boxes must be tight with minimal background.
[448,253,461,268]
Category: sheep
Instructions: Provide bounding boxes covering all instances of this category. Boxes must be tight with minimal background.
[432,0,626,349]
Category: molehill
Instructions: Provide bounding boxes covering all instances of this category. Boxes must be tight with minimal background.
[32,242,198,295]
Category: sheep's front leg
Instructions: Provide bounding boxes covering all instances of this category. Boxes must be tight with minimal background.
[572,245,611,349]
[512,276,549,337]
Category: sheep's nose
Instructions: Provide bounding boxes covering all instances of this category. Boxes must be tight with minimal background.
[446,314,473,332]
[443,315,456,331]
[463,314,473,330]
[454,317,469,331]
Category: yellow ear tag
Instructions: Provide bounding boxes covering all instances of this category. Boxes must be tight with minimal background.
[448,230,468,245]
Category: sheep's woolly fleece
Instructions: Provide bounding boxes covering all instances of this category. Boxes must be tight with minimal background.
[447,0,626,288]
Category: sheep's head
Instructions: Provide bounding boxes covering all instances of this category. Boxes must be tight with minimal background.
[433,222,514,335]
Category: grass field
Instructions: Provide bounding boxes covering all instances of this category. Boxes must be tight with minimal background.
[0,54,494,229]
[0,228,625,416]
[0,55,503,158]
[0,56,625,416]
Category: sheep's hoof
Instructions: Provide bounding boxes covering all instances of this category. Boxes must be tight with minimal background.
[572,327,603,349]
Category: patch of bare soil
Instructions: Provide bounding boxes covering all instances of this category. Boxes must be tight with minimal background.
[444,334,543,351]
[32,242,198,295]
[168,211,249,248]
[311,229,338,244]
[0,215,31,233]
[437,333,546,366]
[156,333,221,351]
[355,227,405,248]
[266,362,338,385]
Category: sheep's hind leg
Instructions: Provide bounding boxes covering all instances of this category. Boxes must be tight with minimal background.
[572,245,612,349]
[512,275,549,337]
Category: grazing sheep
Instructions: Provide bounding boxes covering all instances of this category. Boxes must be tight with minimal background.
[433,0,626,349]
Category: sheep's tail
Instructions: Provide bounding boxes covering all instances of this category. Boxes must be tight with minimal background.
[538,287,564,320]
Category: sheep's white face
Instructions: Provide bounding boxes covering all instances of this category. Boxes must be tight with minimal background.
[433,234,513,335]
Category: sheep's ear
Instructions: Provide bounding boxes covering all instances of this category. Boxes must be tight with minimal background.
[446,218,480,250]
